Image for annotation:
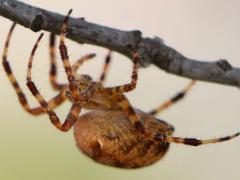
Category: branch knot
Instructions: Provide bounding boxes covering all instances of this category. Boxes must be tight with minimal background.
[217,59,233,72]
[30,14,43,32]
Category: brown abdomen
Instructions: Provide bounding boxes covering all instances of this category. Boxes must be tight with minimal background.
[73,109,174,168]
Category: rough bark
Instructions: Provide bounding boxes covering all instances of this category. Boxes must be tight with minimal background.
[0,0,240,87]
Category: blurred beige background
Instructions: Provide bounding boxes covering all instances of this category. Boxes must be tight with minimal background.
[0,0,240,180]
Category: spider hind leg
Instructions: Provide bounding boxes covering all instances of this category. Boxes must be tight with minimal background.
[149,80,196,115]
[155,131,240,146]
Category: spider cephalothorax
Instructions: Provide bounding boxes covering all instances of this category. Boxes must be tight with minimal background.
[2,9,240,168]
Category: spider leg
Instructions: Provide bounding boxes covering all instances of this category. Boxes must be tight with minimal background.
[49,33,67,90]
[155,131,240,146]
[72,50,112,81]
[114,94,146,134]
[2,23,67,115]
[26,33,83,132]
[72,53,96,72]
[98,50,112,84]
[59,9,81,100]
[149,80,196,115]
[105,52,139,93]
[51,33,96,79]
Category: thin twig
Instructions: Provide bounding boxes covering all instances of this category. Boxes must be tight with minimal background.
[0,0,240,87]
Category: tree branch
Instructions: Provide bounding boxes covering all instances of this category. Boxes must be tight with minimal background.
[0,0,240,87]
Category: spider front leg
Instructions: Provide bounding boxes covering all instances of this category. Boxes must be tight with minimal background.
[26,33,84,132]
[49,33,67,90]
[71,53,96,72]
[149,80,196,115]
[106,52,139,93]
[59,9,83,101]
[50,33,96,87]
[2,23,67,115]
[73,50,112,85]
[103,52,145,134]
[99,50,112,84]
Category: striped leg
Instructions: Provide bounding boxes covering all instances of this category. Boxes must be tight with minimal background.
[59,9,80,100]
[72,53,96,72]
[114,94,145,134]
[155,132,240,146]
[26,33,83,131]
[49,33,66,90]
[50,33,95,85]
[149,80,196,115]
[99,50,112,84]
[2,23,67,115]
[106,52,139,93]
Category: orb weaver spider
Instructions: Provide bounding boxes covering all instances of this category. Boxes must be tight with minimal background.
[2,9,239,168]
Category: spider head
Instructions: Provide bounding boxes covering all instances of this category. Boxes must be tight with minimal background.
[75,74,93,88]
[75,74,93,81]
[65,74,98,101]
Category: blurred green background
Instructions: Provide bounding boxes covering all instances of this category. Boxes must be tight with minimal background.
[0,0,240,180]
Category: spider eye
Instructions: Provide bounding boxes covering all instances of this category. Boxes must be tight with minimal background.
[65,90,71,98]
[81,74,93,82]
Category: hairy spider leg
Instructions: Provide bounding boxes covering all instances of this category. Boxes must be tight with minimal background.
[95,48,147,135]
[102,52,147,135]
[149,80,196,115]
[58,9,83,101]
[57,9,142,134]
[100,53,148,136]
[2,23,67,115]
[106,52,139,93]
[26,32,83,131]
[72,50,112,81]
[49,33,67,90]
[113,94,145,134]
[50,33,96,87]
[155,131,240,146]
[99,50,112,84]
[71,53,96,72]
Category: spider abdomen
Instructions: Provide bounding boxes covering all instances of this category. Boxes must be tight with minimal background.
[73,109,174,168]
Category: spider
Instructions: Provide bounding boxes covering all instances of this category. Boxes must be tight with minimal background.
[2,9,240,168]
